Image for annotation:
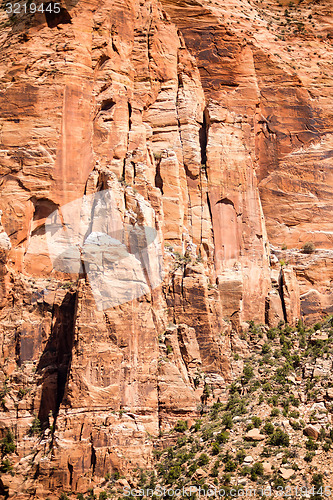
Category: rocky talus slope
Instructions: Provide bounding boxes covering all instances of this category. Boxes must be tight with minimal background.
[117,318,333,500]
[0,0,332,496]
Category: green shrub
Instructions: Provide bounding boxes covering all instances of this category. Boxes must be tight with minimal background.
[225,394,247,416]
[306,438,318,451]
[243,364,254,382]
[274,475,285,487]
[202,427,214,441]
[1,430,15,455]
[323,440,331,451]
[236,449,246,464]
[304,451,315,462]
[289,394,300,407]
[0,458,12,472]
[263,422,274,435]
[267,329,278,340]
[174,420,188,433]
[192,419,202,432]
[291,354,300,368]
[222,472,232,484]
[188,460,198,475]
[271,408,280,418]
[262,343,271,355]
[198,453,209,466]
[252,416,262,428]
[99,493,108,500]
[29,416,42,436]
[216,431,229,444]
[166,345,173,354]
[251,462,264,480]
[240,465,251,476]
[261,446,272,457]
[263,382,272,393]
[222,412,233,429]
[224,459,237,472]
[86,488,96,499]
[312,472,323,484]
[210,460,220,477]
[212,442,220,455]
[59,494,69,500]
[167,465,181,483]
[210,403,222,420]
[290,420,302,431]
[269,429,290,447]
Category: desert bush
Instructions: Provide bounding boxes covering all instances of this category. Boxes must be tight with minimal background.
[236,449,246,464]
[222,412,233,429]
[215,431,229,444]
[224,459,237,472]
[304,451,315,462]
[0,458,12,473]
[212,442,220,456]
[251,462,264,480]
[263,422,274,435]
[302,242,315,254]
[198,453,209,466]
[269,429,290,447]
[243,364,254,383]
[174,420,188,433]
[306,438,318,451]
[1,430,15,456]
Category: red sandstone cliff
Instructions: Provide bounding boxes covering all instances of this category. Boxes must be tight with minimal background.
[0,0,332,496]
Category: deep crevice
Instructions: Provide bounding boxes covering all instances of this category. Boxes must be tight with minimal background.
[206,192,213,228]
[68,462,73,487]
[199,109,208,165]
[91,442,97,474]
[155,162,163,194]
[278,269,288,323]
[15,329,21,367]
[265,297,270,325]
[128,102,132,131]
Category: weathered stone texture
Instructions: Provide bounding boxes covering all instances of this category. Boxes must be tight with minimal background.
[0,0,331,495]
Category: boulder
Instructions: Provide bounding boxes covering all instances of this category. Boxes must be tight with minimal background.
[262,462,273,475]
[303,425,320,440]
[244,428,266,441]
[279,468,294,480]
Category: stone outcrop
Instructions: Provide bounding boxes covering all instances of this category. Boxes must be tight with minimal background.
[0,0,331,496]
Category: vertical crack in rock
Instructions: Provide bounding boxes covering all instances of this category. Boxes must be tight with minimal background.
[68,462,73,487]
[90,438,97,475]
[14,329,21,368]
[154,161,163,193]
[199,109,208,166]
[278,268,288,323]
[128,102,132,131]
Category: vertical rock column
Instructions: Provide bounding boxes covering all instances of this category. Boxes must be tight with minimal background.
[0,211,11,309]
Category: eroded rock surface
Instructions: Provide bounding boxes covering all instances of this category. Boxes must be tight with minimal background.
[0,0,332,495]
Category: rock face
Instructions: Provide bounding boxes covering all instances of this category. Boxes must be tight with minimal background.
[0,0,331,496]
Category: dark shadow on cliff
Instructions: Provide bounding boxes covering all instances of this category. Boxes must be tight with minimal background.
[36,289,77,428]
